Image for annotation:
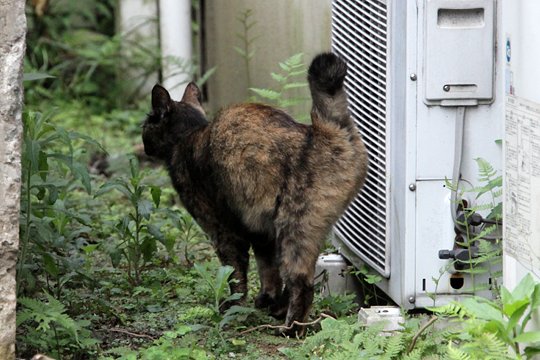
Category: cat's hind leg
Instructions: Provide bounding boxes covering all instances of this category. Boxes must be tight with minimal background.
[251,237,283,310]
[275,219,323,337]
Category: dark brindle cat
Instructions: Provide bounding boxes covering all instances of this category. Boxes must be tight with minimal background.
[142,53,368,335]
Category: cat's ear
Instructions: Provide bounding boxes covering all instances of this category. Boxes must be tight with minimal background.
[151,84,172,117]
[181,82,206,115]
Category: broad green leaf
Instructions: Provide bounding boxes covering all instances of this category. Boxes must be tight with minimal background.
[525,345,540,357]
[109,249,122,267]
[82,244,99,254]
[23,72,55,81]
[38,150,48,181]
[461,298,503,321]
[506,301,529,333]
[47,186,58,205]
[147,224,164,243]
[531,283,540,310]
[42,253,59,277]
[215,265,235,300]
[129,157,140,179]
[95,181,132,198]
[503,298,530,318]
[150,186,161,208]
[514,331,540,343]
[72,162,91,193]
[511,273,536,301]
[501,286,513,305]
[69,131,105,153]
[225,292,243,303]
[141,237,157,262]
[137,199,153,220]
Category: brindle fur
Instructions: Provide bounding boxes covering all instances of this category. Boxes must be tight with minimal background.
[142,53,368,336]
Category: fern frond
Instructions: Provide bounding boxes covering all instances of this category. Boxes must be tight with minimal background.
[474,158,497,180]
[383,332,405,359]
[447,342,472,360]
[429,302,470,319]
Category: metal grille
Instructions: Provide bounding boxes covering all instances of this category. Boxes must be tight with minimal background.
[331,0,390,277]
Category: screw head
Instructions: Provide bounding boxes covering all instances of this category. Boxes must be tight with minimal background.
[409,183,416,191]
[410,73,417,81]
[408,296,415,303]
[443,85,451,92]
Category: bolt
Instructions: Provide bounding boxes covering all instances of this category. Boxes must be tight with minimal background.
[443,85,450,92]
[409,183,416,191]
[410,73,417,81]
[408,296,415,304]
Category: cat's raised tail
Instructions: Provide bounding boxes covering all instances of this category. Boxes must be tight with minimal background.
[307,53,353,130]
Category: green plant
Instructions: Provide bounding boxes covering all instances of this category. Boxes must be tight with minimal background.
[234,8,259,91]
[194,264,242,315]
[96,157,168,285]
[250,53,310,121]
[102,325,210,360]
[18,110,101,297]
[192,263,256,353]
[315,293,357,318]
[455,157,502,286]
[165,208,210,267]
[17,293,100,359]
[430,157,503,303]
[431,273,540,359]
[349,264,388,306]
[280,315,447,359]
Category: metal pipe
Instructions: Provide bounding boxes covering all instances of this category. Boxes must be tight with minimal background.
[158,0,193,99]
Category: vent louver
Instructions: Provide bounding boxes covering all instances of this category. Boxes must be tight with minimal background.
[331,0,390,277]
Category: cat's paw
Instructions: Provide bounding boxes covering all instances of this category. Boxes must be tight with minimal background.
[254,293,276,309]
[269,302,288,320]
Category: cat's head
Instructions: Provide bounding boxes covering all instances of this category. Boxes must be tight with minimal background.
[142,82,207,159]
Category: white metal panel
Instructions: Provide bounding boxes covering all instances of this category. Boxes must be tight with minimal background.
[424,0,496,104]
[503,0,540,295]
[332,0,503,309]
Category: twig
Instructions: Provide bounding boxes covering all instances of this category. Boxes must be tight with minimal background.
[107,327,158,340]
[407,315,438,354]
[238,313,336,335]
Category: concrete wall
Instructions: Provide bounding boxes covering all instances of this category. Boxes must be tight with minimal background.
[0,0,26,358]
[203,0,332,117]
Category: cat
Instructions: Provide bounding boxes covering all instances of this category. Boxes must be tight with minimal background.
[142,53,368,336]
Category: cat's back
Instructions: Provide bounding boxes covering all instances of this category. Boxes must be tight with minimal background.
[209,103,309,164]
[212,103,308,140]
[208,103,309,232]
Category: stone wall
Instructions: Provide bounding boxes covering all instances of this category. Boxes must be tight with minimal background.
[0,0,26,358]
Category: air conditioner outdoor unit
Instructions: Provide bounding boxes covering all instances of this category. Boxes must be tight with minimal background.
[331,0,503,308]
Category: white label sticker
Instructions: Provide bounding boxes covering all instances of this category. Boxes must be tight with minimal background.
[504,95,540,271]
